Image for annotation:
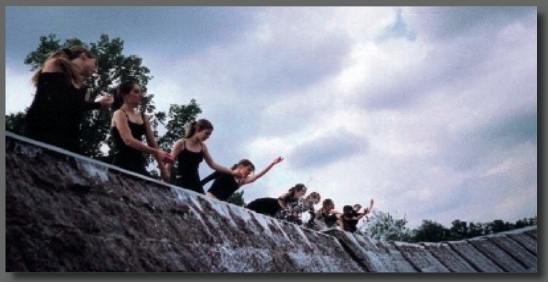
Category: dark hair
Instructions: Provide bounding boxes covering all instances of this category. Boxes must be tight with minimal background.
[322,199,334,208]
[305,191,321,202]
[343,205,354,216]
[231,159,255,172]
[112,80,140,111]
[288,183,307,197]
[32,45,97,87]
[184,119,214,138]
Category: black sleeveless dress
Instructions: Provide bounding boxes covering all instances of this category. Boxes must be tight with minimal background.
[175,140,205,194]
[25,72,101,154]
[202,172,240,201]
[110,110,150,177]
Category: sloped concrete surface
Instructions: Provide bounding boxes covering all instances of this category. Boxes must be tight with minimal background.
[5,132,537,272]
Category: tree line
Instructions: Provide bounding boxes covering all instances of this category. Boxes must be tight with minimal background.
[360,210,537,242]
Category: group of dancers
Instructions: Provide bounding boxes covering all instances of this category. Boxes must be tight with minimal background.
[22,45,374,233]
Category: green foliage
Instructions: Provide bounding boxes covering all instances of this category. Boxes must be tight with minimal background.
[6,33,202,180]
[410,220,450,243]
[360,211,537,243]
[226,190,246,207]
[359,211,413,242]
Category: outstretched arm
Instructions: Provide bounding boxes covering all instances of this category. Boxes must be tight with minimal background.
[202,144,240,176]
[240,156,284,186]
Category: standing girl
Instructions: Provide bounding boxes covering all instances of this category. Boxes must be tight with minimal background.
[110,80,173,179]
[167,119,240,194]
[24,46,113,154]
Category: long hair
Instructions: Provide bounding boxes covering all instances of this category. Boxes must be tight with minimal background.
[288,183,307,198]
[231,159,256,172]
[112,80,140,112]
[184,119,214,139]
[32,46,97,88]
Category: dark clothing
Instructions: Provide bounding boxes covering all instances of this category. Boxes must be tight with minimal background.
[175,140,205,194]
[246,197,282,217]
[316,209,339,228]
[341,211,363,233]
[110,111,150,177]
[24,72,101,154]
[202,171,240,201]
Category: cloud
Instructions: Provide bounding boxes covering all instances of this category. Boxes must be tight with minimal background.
[287,127,369,170]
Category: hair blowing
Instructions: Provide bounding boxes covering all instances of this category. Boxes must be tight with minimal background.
[184,119,214,138]
[31,46,97,88]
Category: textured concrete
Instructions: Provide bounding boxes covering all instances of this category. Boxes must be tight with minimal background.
[5,132,537,272]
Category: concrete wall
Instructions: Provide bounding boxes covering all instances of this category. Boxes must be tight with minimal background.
[5,132,537,272]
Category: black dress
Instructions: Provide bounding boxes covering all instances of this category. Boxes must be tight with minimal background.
[175,140,205,194]
[24,72,101,154]
[202,172,240,201]
[110,111,150,177]
[245,197,282,217]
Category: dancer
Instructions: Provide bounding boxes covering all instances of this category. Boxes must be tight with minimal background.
[202,156,284,202]
[340,199,374,233]
[110,80,173,179]
[24,46,113,154]
[245,183,308,221]
[281,191,321,225]
[167,119,240,194]
[313,199,341,230]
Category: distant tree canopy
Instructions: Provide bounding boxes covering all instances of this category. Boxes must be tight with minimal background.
[6,33,201,179]
[360,211,536,243]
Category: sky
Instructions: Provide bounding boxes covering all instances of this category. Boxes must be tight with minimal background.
[5,6,537,229]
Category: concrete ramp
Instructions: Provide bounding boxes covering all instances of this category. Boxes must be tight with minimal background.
[5,132,537,272]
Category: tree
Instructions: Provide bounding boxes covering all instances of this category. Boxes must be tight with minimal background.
[6,33,202,179]
[411,220,450,243]
[359,210,413,242]
[226,190,246,207]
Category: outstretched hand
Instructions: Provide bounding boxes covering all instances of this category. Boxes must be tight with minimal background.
[272,156,284,165]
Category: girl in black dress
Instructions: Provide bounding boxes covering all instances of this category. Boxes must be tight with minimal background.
[245,183,308,222]
[24,46,113,154]
[167,119,240,194]
[202,156,284,202]
[110,80,173,179]
[340,199,374,233]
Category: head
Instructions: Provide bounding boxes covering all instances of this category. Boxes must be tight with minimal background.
[32,45,98,87]
[231,159,255,177]
[353,204,362,212]
[184,119,214,141]
[305,192,321,205]
[343,205,354,217]
[112,80,142,111]
[288,183,307,199]
[322,199,335,211]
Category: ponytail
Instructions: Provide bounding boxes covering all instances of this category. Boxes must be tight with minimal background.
[184,119,213,139]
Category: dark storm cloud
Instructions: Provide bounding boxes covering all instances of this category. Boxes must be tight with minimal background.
[288,128,369,170]
[6,7,257,67]
[231,33,352,97]
[440,108,537,171]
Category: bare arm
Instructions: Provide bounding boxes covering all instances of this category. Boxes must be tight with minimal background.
[166,139,184,172]
[112,110,166,157]
[277,192,290,210]
[240,156,284,186]
[202,144,238,175]
[143,114,173,181]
